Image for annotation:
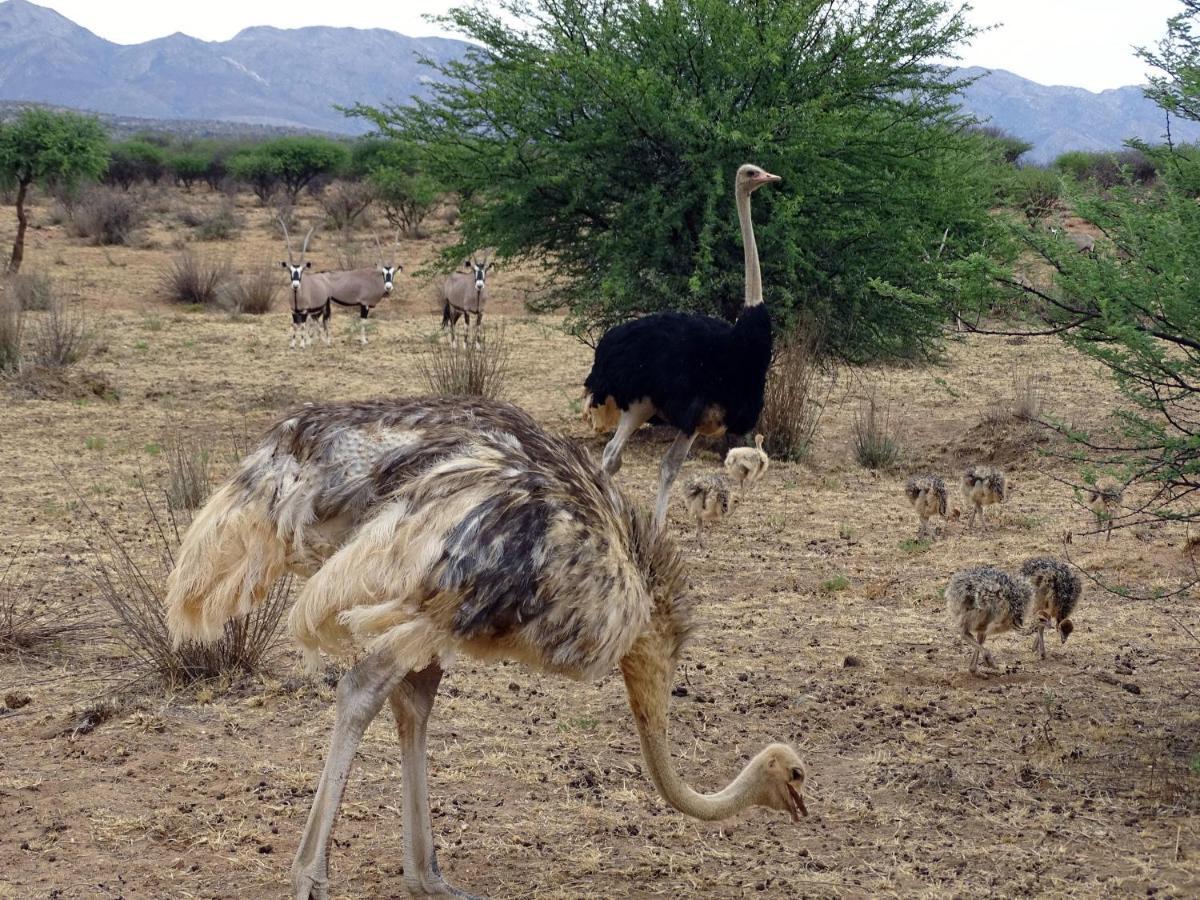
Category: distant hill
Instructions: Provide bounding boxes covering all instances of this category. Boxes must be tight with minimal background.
[1,0,1196,163]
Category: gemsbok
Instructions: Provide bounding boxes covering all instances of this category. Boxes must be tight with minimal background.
[324,232,404,346]
[279,219,331,350]
[440,253,493,348]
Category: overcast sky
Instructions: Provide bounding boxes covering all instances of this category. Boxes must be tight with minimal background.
[24,0,1182,93]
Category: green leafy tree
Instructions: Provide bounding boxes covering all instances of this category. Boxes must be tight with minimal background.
[168,144,214,191]
[352,137,439,235]
[352,0,999,360]
[0,108,108,273]
[231,137,348,203]
[955,1,1200,533]
[105,138,168,189]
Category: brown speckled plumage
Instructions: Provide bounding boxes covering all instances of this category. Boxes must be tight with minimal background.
[962,465,1008,529]
[945,565,1034,673]
[1019,557,1082,656]
[905,474,948,538]
[682,472,738,545]
[165,396,808,897]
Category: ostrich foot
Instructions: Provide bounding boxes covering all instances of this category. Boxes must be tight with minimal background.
[291,864,330,900]
[405,863,483,899]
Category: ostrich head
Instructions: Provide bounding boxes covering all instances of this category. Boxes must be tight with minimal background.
[748,744,808,820]
[736,163,781,194]
[1058,618,1074,644]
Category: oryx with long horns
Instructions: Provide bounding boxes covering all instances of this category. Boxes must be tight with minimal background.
[323,231,404,345]
[279,219,331,350]
[440,252,493,348]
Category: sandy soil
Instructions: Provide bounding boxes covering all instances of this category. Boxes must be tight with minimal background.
[1,190,1197,899]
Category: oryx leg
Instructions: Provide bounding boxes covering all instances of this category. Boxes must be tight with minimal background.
[321,302,332,346]
[652,430,697,534]
[359,305,369,346]
[290,311,302,350]
[290,650,405,900]
[472,310,482,349]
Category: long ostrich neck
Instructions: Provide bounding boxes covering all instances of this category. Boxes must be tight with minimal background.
[620,643,758,821]
[737,186,763,308]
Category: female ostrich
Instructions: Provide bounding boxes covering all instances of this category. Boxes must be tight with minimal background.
[583,164,780,532]
[165,397,807,900]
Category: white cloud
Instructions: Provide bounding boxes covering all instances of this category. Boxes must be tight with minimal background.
[22,0,1186,91]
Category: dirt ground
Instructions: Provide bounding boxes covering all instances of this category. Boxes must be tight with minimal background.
[1,190,1197,899]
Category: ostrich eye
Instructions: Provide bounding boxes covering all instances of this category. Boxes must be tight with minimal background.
[790,767,804,782]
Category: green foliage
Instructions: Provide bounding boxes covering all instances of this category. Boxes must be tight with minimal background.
[353,0,998,361]
[953,0,1200,527]
[352,137,439,235]
[973,125,1033,165]
[1054,149,1158,188]
[1008,167,1063,222]
[0,108,108,273]
[167,144,215,190]
[820,575,850,593]
[229,137,348,203]
[105,139,167,189]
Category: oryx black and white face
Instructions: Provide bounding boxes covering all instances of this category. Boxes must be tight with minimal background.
[380,264,402,295]
[470,260,490,292]
[282,260,312,290]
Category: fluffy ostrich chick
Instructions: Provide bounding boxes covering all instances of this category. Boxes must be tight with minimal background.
[725,433,770,494]
[1019,557,1082,659]
[961,465,1010,530]
[946,565,1035,674]
[682,472,739,546]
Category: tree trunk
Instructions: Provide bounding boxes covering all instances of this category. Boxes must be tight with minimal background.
[7,178,30,275]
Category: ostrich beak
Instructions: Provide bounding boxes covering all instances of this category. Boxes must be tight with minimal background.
[786,782,808,820]
[754,171,782,185]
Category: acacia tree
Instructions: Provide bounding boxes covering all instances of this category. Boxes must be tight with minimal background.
[0,108,108,273]
[954,1,1200,535]
[231,137,348,204]
[350,0,1000,360]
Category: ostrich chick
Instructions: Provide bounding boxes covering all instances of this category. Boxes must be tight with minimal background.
[1019,557,1082,659]
[904,474,949,539]
[945,566,1034,674]
[1085,480,1123,541]
[682,472,739,546]
[962,465,1009,530]
[725,433,770,493]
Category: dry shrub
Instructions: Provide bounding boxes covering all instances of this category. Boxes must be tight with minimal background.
[181,198,241,241]
[27,297,91,368]
[0,289,24,373]
[164,432,213,511]
[982,368,1045,425]
[159,251,230,305]
[1,549,84,655]
[419,326,510,400]
[87,483,292,686]
[222,269,278,315]
[11,270,53,310]
[70,186,145,246]
[759,328,827,461]
[332,238,367,271]
[853,392,903,469]
[319,180,376,232]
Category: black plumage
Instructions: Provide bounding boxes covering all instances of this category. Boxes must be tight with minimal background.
[583,303,772,438]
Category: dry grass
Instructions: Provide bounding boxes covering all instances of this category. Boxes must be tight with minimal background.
[419,324,511,400]
[70,186,145,246]
[181,198,242,241]
[852,391,903,469]
[163,431,214,512]
[10,270,53,310]
[27,297,92,368]
[159,250,230,305]
[0,549,83,655]
[319,180,375,232]
[88,485,291,686]
[0,287,23,372]
[222,269,278,315]
[759,327,826,461]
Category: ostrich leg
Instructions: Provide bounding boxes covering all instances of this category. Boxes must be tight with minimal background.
[652,431,696,533]
[292,651,405,900]
[388,664,477,898]
[599,399,654,475]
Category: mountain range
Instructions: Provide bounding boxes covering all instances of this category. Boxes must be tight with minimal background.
[1,0,1195,163]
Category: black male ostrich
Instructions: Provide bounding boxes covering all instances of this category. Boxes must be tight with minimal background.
[583,163,779,531]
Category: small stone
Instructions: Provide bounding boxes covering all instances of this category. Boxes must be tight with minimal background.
[3,692,31,710]
[842,655,863,668]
